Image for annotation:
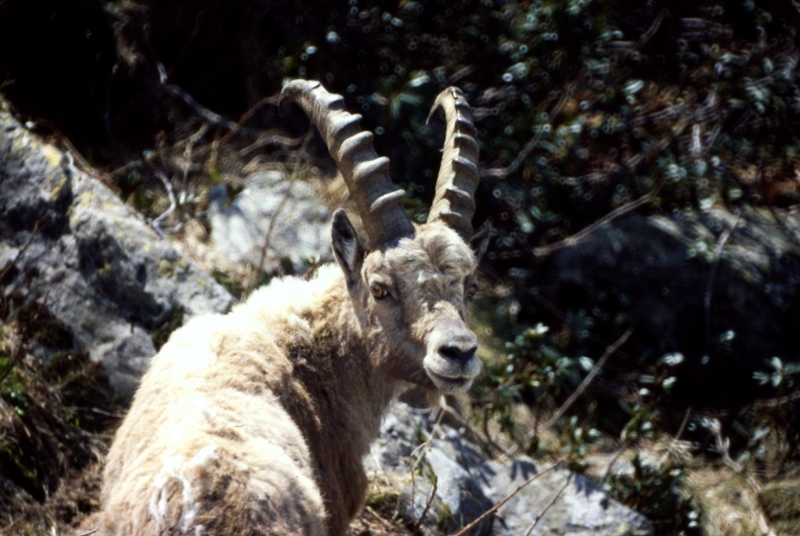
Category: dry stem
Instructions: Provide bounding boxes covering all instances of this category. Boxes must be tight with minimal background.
[523,472,573,536]
[447,462,561,536]
[537,327,633,432]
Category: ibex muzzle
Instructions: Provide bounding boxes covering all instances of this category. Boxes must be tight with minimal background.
[424,306,481,392]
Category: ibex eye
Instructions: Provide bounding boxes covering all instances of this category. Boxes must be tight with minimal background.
[370,283,389,300]
[467,282,479,299]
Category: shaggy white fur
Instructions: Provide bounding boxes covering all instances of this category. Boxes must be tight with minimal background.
[97,222,486,536]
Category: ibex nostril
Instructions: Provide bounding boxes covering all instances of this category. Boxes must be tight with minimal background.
[439,343,477,364]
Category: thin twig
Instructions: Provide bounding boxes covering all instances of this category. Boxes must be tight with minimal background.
[406,404,447,529]
[481,405,511,456]
[251,129,315,284]
[63,406,125,419]
[709,417,741,472]
[59,137,113,186]
[603,438,635,479]
[237,131,307,156]
[659,407,692,465]
[302,257,324,281]
[0,220,42,385]
[523,473,573,536]
[674,406,692,440]
[410,403,447,469]
[437,395,515,458]
[74,530,98,536]
[538,327,634,432]
[162,79,239,131]
[156,59,286,143]
[180,124,207,195]
[636,9,668,49]
[150,173,177,237]
[211,99,304,166]
[753,388,800,409]
[0,220,41,284]
[703,213,740,355]
[533,190,657,256]
[411,476,438,536]
[527,292,632,366]
[481,81,577,179]
[218,95,279,147]
[256,177,295,274]
[447,462,561,536]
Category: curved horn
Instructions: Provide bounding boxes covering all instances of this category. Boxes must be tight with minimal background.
[280,79,414,249]
[426,87,479,240]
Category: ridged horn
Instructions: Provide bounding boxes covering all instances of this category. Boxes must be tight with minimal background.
[426,87,479,240]
[280,79,414,249]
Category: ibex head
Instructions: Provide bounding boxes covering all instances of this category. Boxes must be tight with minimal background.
[280,80,489,393]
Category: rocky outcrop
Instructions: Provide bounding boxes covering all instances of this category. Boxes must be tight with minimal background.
[0,107,233,401]
[207,170,330,273]
[366,402,653,535]
[536,208,800,410]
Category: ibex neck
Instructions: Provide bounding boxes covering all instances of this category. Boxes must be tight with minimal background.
[274,266,397,534]
[310,268,398,436]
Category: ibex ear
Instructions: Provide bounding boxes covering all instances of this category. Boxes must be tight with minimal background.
[331,209,366,287]
[471,220,492,262]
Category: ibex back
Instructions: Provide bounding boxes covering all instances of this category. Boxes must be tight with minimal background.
[97,80,489,536]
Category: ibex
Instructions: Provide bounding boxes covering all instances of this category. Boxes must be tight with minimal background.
[97,79,490,536]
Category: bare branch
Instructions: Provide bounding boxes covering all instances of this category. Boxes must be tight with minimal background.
[436,396,515,458]
[658,407,693,466]
[603,438,635,479]
[533,189,657,257]
[411,476,438,536]
[708,417,741,472]
[237,131,307,156]
[161,76,239,131]
[250,136,315,294]
[481,81,577,179]
[636,9,668,49]
[539,328,634,431]
[256,176,295,275]
[703,214,740,355]
[219,95,279,147]
[149,173,177,238]
[447,462,561,536]
[523,473,573,536]
[0,220,40,284]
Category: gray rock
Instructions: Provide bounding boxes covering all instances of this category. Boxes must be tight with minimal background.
[367,404,492,535]
[367,402,653,535]
[485,460,652,536]
[537,209,800,409]
[208,170,330,273]
[0,109,233,401]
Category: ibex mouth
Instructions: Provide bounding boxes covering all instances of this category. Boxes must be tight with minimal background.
[424,365,479,393]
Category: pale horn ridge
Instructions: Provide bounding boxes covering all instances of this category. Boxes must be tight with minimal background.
[280,79,414,248]
[426,87,480,240]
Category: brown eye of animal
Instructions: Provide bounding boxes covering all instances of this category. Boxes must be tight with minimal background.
[370,283,389,300]
[467,282,478,300]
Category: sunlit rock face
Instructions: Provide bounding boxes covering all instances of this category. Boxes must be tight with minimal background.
[0,109,233,401]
